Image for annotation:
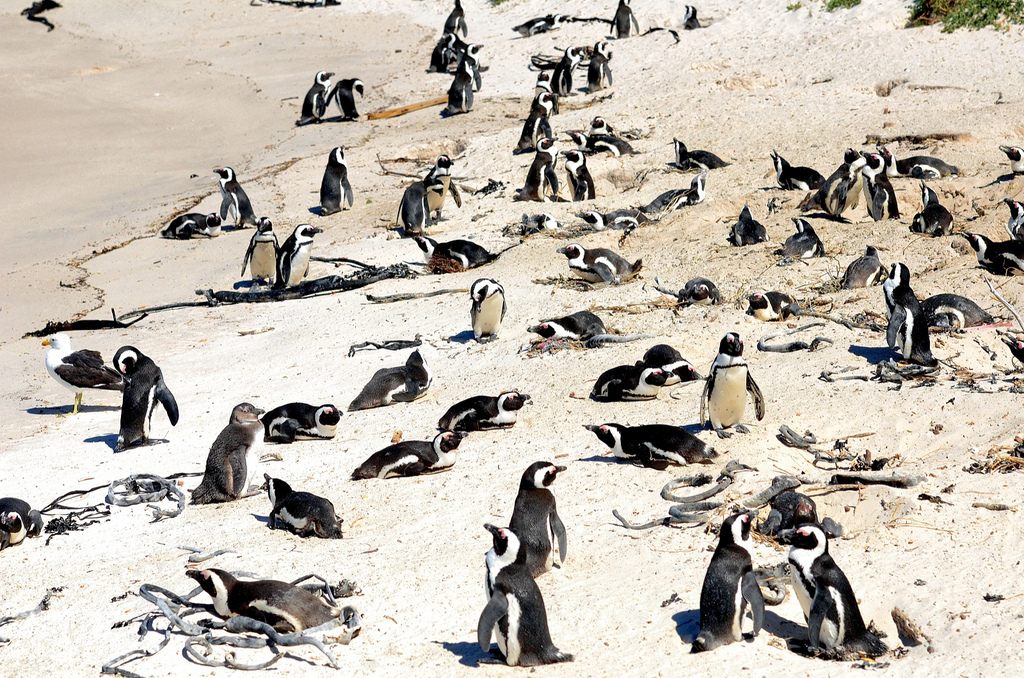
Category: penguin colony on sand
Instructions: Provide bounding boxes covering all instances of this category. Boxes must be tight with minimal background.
[10,0,1024,671]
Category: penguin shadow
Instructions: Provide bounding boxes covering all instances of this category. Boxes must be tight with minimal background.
[321,115,358,124]
[308,206,323,216]
[83,433,120,449]
[436,640,492,667]
[848,344,894,365]
[803,211,849,223]
[577,454,622,465]
[672,609,701,644]
[448,330,477,344]
[232,279,262,290]
[27,404,120,416]
[762,609,804,644]
[250,513,271,527]
[981,174,1019,187]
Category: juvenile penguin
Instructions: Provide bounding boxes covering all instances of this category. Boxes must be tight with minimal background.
[746,292,797,321]
[442,59,474,116]
[700,332,765,438]
[191,403,265,504]
[876,144,958,178]
[612,0,639,38]
[186,569,340,632]
[42,334,123,415]
[438,391,531,431]
[328,78,363,120]
[509,462,568,576]
[470,278,506,342]
[921,294,993,329]
[161,212,222,239]
[515,92,555,153]
[319,146,354,215]
[1000,145,1024,174]
[771,150,824,190]
[673,139,730,171]
[585,423,716,469]
[557,243,641,284]
[641,170,707,213]
[911,181,952,237]
[352,431,466,479]
[1004,198,1024,240]
[729,206,768,246]
[348,350,432,411]
[0,498,43,547]
[444,0,467,37]
[803,149,865,219]
[275,224,322,289]
[564,150,596,201]
[591,364,669,401]
[296,70,333,126]
[261,403,341,443]
[241,217,278,285]
[514,137,559,202]
[841,245,885,289]
[551,47,582,96]
[884,263,938,367]
[961,232,1024,276]
[415,236,494,272]
[861,152,899,221]
[479,524,574,666]
[692,512,765,652]
[264,474,343,539]
[586,41,613,93]
[112,346,179,452]
[214,167,258,228]
[784,524,888,657]
[782,218,825,258]
[640,344,702,383]
[528,311,606,341]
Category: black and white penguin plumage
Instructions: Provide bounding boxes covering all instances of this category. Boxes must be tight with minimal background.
[861,152,900,221]
[746,291,797,321]
[729,205,768,246]
[319,146,353,216]
[911,180,953,236]
[352,430,466,479]
[274,224,322,289]
[770,150,824,190]
[579,209,648,233]
[803,149,865,219]
[241,217,278,285]
[442,59,474,116]
[586,41,613,93]
[348,349,432,411]
[261,403,341,443]
[191,403,265,504]
[557,243,641,284]
[564,150,596,201]
[757,491,825,537]
[397,180,432,236]
[534,72,559,113]
[264,474,343,539]
[700,332,765,438]
[588,116,614,137]
[961,232,1024,276]
[112,346,179,452]
[692,512,764,653]
[515,92,555,153]
[678,277,722,306]
[470,278,507,342]
[591,364,669,401]
[458,42,484,92]
[841,245,885,289]
[585,423,716,469]
[444,0,467,37]
[0,498,43,548]
[683,4,702,29]
[515,137,560,202]
[1002,335,1024,363]
[161,212,222,239]
[567,131,634,156]
[509,461,568,576]
[42,334,123,415]
[328,78,363,120]
[782,218,825,258]
[186,568,340,632]
[296,70,333,126]
[415,236,494,272]
[551,47,582,96]
[214,167,258,228]
[883,263,938,367]
[429,33,458,73]
[641,170,707,213]
[528,311,606,341]
[479,524,574,666]
[424,155,461,219]
[612,0,639,38]
[438,391,531,431]
[921,294,993,329]
[673,139,730,171]
[513,14,570,37]
[640,344,702,383]
[783,524,888,657]
[876,144,958,178]
[1000,145,1024,174]
[1004,198,1024,240]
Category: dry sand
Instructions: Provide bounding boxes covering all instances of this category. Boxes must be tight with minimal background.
[2,0,1024,675]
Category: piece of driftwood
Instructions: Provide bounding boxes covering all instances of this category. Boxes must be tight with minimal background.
[864,132,968,145]
[24,308,149,338]
[757,323,833,353]
[367,96,448,121]
[365,288,467,304]
[347,337,422,356]
[196,266,415,305]
[829,472,924,488]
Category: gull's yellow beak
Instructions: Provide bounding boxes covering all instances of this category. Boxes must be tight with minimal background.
[42,339,50,346]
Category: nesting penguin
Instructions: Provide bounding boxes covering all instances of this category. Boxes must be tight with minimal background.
[771,150,824,190]
[921,294,993,329]
[782,218,825,258]
[0,498,43,548]
[241,217,278,285]
[883,263,938,367]
[564,150,596,201]
[470,278,506,342]
[352,430,466,479]
[513,14,570,37]
[567,130,634,156]
[112,346,179,452]
[296,70,333,126]
[640,344,702,383]
[729,206,767,246]
[328,78,363,120]
[579,209,648,233]
[679,277,722,305]
[557,243,641,284]
[508,461,568,576]
[161,212,222,239]
[214,167,258,228]
[700,332,765,438]
[585,423,716,469]
[860,152,900,221]
[876,144,958,178]
[438,391,531,431]
[961,232,1024,276]
[191,403,265,504]
[348,350,432,411]
[586,41,612,93]
[803,149,865,219]
[514,137,559,202]
[612,0,639,38]
[841,245,885,289]
[747,292,797,321]
[261,403,341,443]
[910,181,952,236]
[673,139,730,171]
[641,170,707,213]
[528,311,606,341]
[591,364,669,401]
[275,224,322,289]
[415,236,494,272]
[265,474,343,539]
[1001,145,1024,174]
[42,334,123,415]
[319,146,354,215]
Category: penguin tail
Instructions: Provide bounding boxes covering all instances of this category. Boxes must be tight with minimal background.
[630,258,643,275]
[798,191,820,212]
[690,635,709,653]
[543,649,574,664]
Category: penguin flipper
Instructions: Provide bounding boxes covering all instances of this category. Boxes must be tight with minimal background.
[241,238,256,276]
[156,383,179,426]
[473,68,482,92]
[540,117,552,140]
[551,510,568,563]
[450,180,462,208]
[741,571,765,636]
[465,86,475,111]
[746,373,765,421]
[342,178,354,209]
[478,592,509,652]
[699,375,713,426]
[807,590,835,650]
[604,64,613,87]
[219,193,232,221]
[573,177,588,203]
[544,166,560,200]
[887,305,907,350]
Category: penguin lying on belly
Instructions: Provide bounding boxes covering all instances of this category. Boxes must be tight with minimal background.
[438,391,531,431]
[264,474,343,539]
[348,350,432,411]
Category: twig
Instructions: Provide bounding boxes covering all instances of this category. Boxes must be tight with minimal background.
[984,274,1024,331]
[365,288,467,304]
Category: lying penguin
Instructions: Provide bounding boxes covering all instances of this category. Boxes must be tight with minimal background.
[348,350,432,411]
[264,474,343,539]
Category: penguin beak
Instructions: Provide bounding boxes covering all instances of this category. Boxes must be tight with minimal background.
[521,394,533,404]
[483,523,502,538]
[254,407,266,416]
[554,465,567,473]
[584,424,599,432]
[556,247,568,255]
[776,528,797,544]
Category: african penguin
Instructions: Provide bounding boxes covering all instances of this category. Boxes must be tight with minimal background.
[348,349,432,411]
[683,4,702,29]
[161,212,222,239]
[514,137,559,202]
[585,423,716,469]
[0,498,43,547]
[534,72,560,115]
[782,218,824,258]
[509,461,568,576]
[515,92,555,153]
[444,0,467,37]
[841,245,885,289]
[296,70,333,126]
[414,236,494,272]
[352,431,466,479]
[641,170,707,213]
[567,130,634,156]
[264,474,343,539]
[612,0,639,38]
[911,180,952,237]
[261,403,341,443]
[579,209,648,233]
[679,277,722,305]
[757,491,839,537]
[921,294,993,329]
[876,144,958,178]
[551,47,582,96]
[557,243,641,284]
[513,14,570,37]
[564,150,596,201]
[470,278,507,342]
[861,152,900,221]
[884,263,938,367]
[274,224,322,289]
[1000,145,1024,174]
[328,78,363,120]
[586,41,613,93]
[42,334,123,415]
[1002,335,1024,364]
[319,146,354,215]
[112,346,179,452]
[802,149,865,219]
[424,155,461,219]
[458,43,484,91]
[241,217,278,285]
[961,232,1024,276]
[700,332,765,438]
[429,33,459,73]
[191,403,265,504]
[528,311,606,341]
[729,206,768,246]
[1004,198,1024,240]
[673,139,730,171]
[397,179,432,236]
[214,167,258,228]
[640,344,702,383]
[746,291,797,321]
[770,150,825,190]
[590,364,669,401]
[442,58,474,116]
[437,391,531,431]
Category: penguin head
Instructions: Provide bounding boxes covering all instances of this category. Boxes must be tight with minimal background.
[1000,145,1023,161]
[1006,198,1023,220]
[466,44,482,58]
[315,405,342,428]
[315,71,333,85]
[41,333,71,352]
[719,511,754,551]
[875,145,893,166]
[256,217,273,233]
[112,346,142,376]
[536,213,557,230]
[413,236,437,258]
[537,137,557,155]
[784,523,829,555]
[861,152,885,175]
[719,332,743,357]
[435,430,466,454]
[522,461,566,490]
[230,402,265,424]
[471,278,503,303]
[888,262,911,287]
[530,322,556,338]
[557,244,583,261]
[685,279,714,302]
[264,474,293,507]
[536,71,551,85]
[793,495,819,526]
[1,511,23,534]
[434,155,453,174]
[842,148,860,165]
[960,232,987,253]
[690,169,707,191]
[352,79,364,97]
[566,131,587,148]
[497,391,531,412]
[186,568,237,616]
[738,205,752,222]
[537,91,555,110]
[484,523,520,560]
[213,167,234,181]
[564,150,585,173]
[590,116,612,134]
[594,42,611,59]
[584,423,622,450]
[864,245,880,259]
[332,146,346,166]
[294,224,323,242]
[640,367,670,387]
[206,213,223,229]
[580,211,604,229]
[791,217,813,235]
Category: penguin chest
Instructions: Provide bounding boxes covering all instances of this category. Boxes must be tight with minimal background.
[709,366,748,428]
[498,593,522,666]
[790,568,815,620]
[244,435,263,492]
[569,265,604,283]
[731,579,745,641]
[251,243,276,280]
[276,505,310,532]
[287,247,311,286]
[751,306,777,322]
[818,587,844,649]
[474,295,503,337]
[143,386,156,437]
[428,179,449,212]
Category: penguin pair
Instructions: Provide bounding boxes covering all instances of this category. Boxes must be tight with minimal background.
[579,209,648,233]
[802,149,865,219]
[0,498,44,550]
[296,70,333,126]
[1001,145,1024,174]
[414,236,494,272]
[564,150,596,201]
[781,218,824,259]
[557,244,641,284]
[529,310,607,342]
[910,181,952,237]
[348,349,432,411]
[729,206,767,246]
[747,292,797,322]
[264,474,343,539]
[214,167,258,228]
[471,278,506,342]
[700,332,765,438]
[438,391,531,431]
[591,364,669,402]
[673,139,729,171]
[641,170,707,213]
[515,92,555,153]
[191,403,265,504]
[860,152,899,221]
[961,232,1024,276]
[275,224,322,289]
[586,42,612,93]
[566,130,634,156]
[261,403,341,443]
[883,263,938,367]
[319,146,353,215]
[241,217,278,285]
[876,144,958,178]
[42,334,123,415]
[112,346,179,452]
[841,245,885,289]
[586,423,716,469]
[514,137,559,202]
[161,212,222,239]
[429,33,464,73]
[771,150,824,190]
[352,431,466,479]
[612,0,639,38]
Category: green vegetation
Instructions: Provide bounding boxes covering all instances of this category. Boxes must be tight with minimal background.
[908,0,1024,30]
[824,0,861,9]
[787,2,804,9]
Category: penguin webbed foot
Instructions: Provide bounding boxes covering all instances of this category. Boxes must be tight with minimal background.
[713,428,732,439]
[733,424,750,434]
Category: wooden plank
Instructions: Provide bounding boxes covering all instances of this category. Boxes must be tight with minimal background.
[367,96,448,121]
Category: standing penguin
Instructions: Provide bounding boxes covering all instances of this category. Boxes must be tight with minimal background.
[424,155,461,221]
[458,43,483,91]
[911,181,952,236]
[444,0,467,37]
[470,278,507,342]
[319,146,354,216]
[241,217,278,285]
[296,70,333,126]
[803,149,865,219]
[884,263,938,367]
[514,137,560,202]
[551,47,582,96]
[479,524,574,666]
[112,346,179,452]
[328,78,364,120]
[860,152,899,221]
[214,167,258,228]
[515,92,555,153]
[508,461,568,577]
[264,474,343,539]
[782,218,825,259]
[191,403,265,504]
[586,42,613,93]
[700,332,765,438]
[442,59,475,116]
[564,150,596,201]
[348,350,432,411]
[841,245,885,289]
[1004,198,1024,240]
[275,224,322,289]
[692,512,764,653]
[612,0,639,38]
[397,180,432,236]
